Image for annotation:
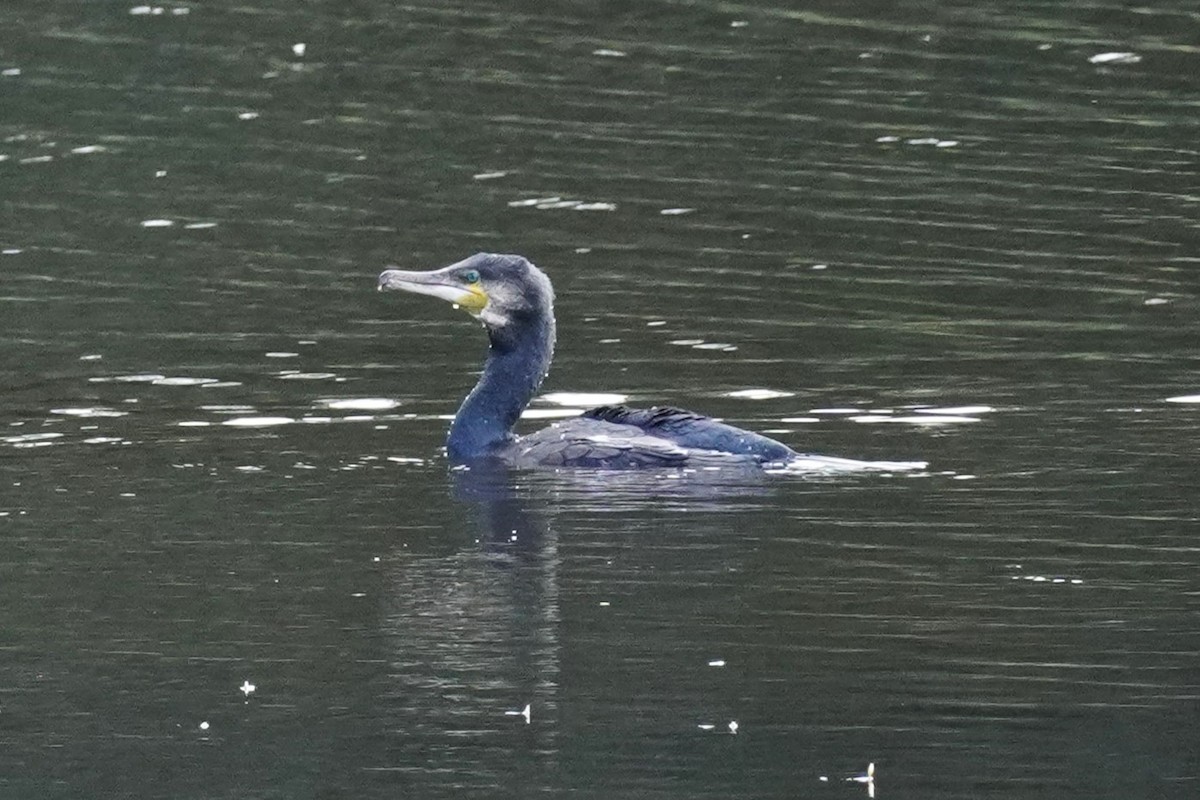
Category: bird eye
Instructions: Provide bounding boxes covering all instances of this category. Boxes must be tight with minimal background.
[462,270,480,284]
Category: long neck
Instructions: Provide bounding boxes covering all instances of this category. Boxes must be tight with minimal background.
[446,312,555,463]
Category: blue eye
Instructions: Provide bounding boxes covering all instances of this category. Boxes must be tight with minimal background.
[462,270,480,284]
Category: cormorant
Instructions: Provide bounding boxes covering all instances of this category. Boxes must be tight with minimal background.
[378,253,914,471]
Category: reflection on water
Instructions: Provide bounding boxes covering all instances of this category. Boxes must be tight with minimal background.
[2,0,1198,797]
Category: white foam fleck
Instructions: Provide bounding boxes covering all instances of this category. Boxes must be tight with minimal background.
[1089,51,1141,65]
[238,112,260,120]
[140,219,174,228]
[292,42,306,57]
[153,376,219,386]
[473,170,509,180]
[276,371,337,380]
[89,373,164,384]
[2,68,21,77]
[183,222,217,229]
[572,202,617,211]
[71,145,105,154]
[265,352,299,358]
[669,339,705,346]
[3,432,65,445]
[1166,394,1200,404]
[177,421,211,427]
[386,456,425,464]
[853,414,979,425]
[318,398,400,411]
[508,196,559,207]
[222,416,294,428]
[593,48,627,57]
[693,342,733,350]
[725,388,794,400]
[660,207,696,215]
[539,391,627,407]
[50,407,127,418]
[914,405,994,415]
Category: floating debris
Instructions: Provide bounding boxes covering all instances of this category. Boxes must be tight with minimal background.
[292,42,306,57]
[239,680,256,697]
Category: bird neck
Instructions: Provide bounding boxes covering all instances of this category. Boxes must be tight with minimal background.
[446,312,556,463]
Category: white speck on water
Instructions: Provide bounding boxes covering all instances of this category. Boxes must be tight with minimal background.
[70,145,104,154]
[473,170,509,180]
[318,398,399,411]
[238,112,259,121]
[697,723,715,731]
[222,416,294,428]
[693,342,734,351]
[198,720,209,730]
[2,248,21,254]
[592,48,627,57]
[599,601,610,607]
[811,263,828,270]
[140,219,174,227]
[79,354,102,361]
[184,222,217,229]
[503,704,531,723]
[875,135,900,143]
[265,352,299,359]
[51,407,127,418]
[292,42,306,57]
[155,169,167,178]
[669,339,704,346]
[646,320,667,327]
[708,659,725,667]
[235,466,264,472]
[154,376,219,386]
[1089,51,1141,65]
[177,421,211,427]
[120,492,136,498]
[239,680,256,696]
[572,202,617,211]
[730,20,748,27]
[660,207,695,215]
[725,388,794,400]
[276,371,337,380]
[728,721,738,734]
[2,68,21,77]
[914,405,994,415]
[1166,394,1200,404]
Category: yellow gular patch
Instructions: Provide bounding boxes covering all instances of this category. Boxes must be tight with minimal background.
[458,283,489,313]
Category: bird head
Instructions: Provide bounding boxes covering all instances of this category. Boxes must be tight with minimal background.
[378,253,553,330]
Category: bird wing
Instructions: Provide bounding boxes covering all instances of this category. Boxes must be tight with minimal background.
[513,416,695,469]
[579,405,797,463]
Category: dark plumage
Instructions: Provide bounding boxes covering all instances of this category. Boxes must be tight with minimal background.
[378,253,875,471]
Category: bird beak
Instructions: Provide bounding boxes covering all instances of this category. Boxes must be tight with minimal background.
[377,266,488,313]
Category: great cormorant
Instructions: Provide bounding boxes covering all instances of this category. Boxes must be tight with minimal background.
[378,253,914,471]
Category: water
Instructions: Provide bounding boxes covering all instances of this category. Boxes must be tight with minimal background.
[2,1,1197,797]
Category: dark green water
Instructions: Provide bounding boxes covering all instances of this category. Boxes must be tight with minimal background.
[2,2,1197,797]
